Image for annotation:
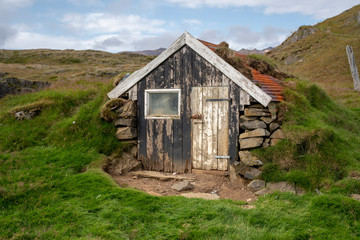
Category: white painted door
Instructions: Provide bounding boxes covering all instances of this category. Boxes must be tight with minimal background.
[191,87,229,171]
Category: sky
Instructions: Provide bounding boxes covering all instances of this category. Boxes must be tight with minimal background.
[0,0,359,52]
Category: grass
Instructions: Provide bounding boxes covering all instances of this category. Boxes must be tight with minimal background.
[1,48,360,239]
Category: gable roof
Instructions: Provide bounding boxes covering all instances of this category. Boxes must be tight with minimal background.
[107,32,272,106]
[199,40,285,102]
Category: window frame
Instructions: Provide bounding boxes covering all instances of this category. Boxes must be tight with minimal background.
[144,89,181,119]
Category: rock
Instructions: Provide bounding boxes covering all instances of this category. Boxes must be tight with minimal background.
[116,127,137,140]
[238,151,263,166]
[260,117,273,124]
[351,194,360,201]
[262,139,270,148]
[233,161,249,176]
[248,180,266,191]
[240,115,257,122]
[171,181,194,191]
[255,188,272,196]
[116,100,137,118]
[130,145,138,158]
[244,108,271,117]
[244,168,262,180]
[268,103,277,121]
[114,118,137,127]
[239,129,270,139]
[267,181,295,194]
[180,192,220,200]
[229,165,245,186]
[269,122,280,133]
[103,152,142,175]
[240,120,266,130]
[240,137,263,149]
[270,129,285,139]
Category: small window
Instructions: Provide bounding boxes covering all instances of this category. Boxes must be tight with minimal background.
[145,89,181,118]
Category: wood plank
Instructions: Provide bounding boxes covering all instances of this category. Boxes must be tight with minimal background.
[163,119,173,172]
[210,87,219,170]
[153,119,164,171]
[137,80,147,168]
[108,32,187,98]
[146,119,154,170]
[128,84,137,101]
[172,119,183,172]
[191,87,203,169]
[240,89,250,111]
[229,82,240,165]
[217,87,229,171]
[202,87,213,170]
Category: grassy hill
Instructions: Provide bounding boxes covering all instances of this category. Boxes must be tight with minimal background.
[1,44,360,238]
[268,4,360,108]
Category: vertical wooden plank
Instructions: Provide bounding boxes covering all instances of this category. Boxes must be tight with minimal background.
[137,79,147,168]
[191,87,203,169]
[217,87,229,170]
[229,82,240,165]
[210,87,219,170]
[154,119,164,171]
[182,46,192,172]
[146,119,154,170]
[128,84,137,101]
[154,62,165,89]
[191,49,201,87]
[202,87,213,170]
[163,119,173,172]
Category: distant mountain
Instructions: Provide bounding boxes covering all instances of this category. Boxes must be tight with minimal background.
[238,47,273,55]
[267,4,360,107]
[122,48,166,56]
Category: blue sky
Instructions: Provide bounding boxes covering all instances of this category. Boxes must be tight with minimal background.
[0,0,359,52]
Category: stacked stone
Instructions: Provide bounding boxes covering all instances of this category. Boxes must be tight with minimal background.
[113,99,138,140]
[239,103,284,150]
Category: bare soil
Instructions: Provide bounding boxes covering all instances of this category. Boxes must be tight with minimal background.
[111,169,257,202]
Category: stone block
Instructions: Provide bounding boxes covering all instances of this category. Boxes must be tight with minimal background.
[239,129,270,139]
[116,127,137,140]
[269,122,280,133]
[270,129,285,139]
[240,120,266,130]
[260,117,273,124]
[115,100,137,118]
[239,151,263,167]
[114,118,137,127]
[244,168,262,180]
[244,108,271,117]
[240,115,257,122]
[262,138,270,148]
[171,181,194,191]
[248,180,266,191]
[240,137,263,149]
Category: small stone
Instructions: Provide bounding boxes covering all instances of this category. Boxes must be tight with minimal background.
[248,180,266,191]
[238,151,263,166]
[240,137,263,149]
[262,139,270,148]
[116,127,137,140]
[171,181,194,191]
[244,167,262,180]
[240,120,266,130]
[255,188,272,196]
[244,108,271,117]
[269,122,280,133]
[239,129,270,139]
[233,161,249,176]
[270,129,285,139]
[240,115,257,122]
[260,117,273,124]
[351,194,360,201]
[114,118,137,127]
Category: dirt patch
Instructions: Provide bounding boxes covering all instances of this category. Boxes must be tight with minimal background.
[111,169,257,202]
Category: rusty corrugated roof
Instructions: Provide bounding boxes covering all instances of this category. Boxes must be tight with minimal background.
[198,39,284,102]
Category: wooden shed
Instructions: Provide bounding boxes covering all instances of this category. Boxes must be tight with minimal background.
[108,32,276,173]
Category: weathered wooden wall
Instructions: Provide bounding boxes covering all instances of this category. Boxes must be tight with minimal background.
[137,45,243,173]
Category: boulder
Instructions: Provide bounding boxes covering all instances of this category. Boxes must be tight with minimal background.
[262,139,270,148]
[240,137,263,149]
[116,127,137,140]
[239,129,270,139]
[116,100,137,118]
[260,117,273,124]
[103,152,142,175]
[244,108,271,117]
[238,151,263,167]
[233,161,249,176]
[247,180,266,191]
[240,120,266,130]
[14,110,38,120]
[269,122,280,133]
[171,181,194,191]
[270,129,285,139]
[244,168,262,180]
[114,118,137,127]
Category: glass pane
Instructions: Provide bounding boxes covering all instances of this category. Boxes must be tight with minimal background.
[149,92,179,115]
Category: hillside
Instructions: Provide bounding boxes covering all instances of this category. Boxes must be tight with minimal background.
[1,31,360,238]
[268,4,360,108]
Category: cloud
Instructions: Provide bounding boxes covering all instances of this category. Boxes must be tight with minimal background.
[198,25,288,50]
[183,19,202,25]
[166,0,360,19]
[93,36,127,50]
[0,25,17,46]
[133,32,181,50]
[61,12,166,35]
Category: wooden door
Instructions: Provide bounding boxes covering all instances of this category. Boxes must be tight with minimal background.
[191,87,229,171]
